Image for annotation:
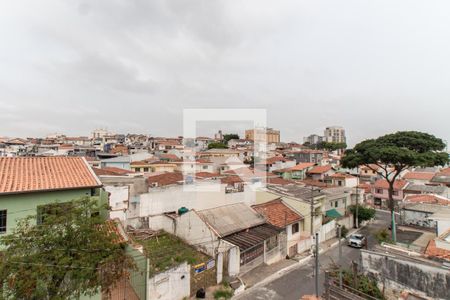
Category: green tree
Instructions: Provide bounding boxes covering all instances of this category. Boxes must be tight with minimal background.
[208,142,228,149]
[349,205,375,224]
[342,131,448,242]
[222,134,239,144]
[317,142,347,151]
[0,197,135,300]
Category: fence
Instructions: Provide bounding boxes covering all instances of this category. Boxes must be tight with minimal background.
[319,219,337,243]
[323,272,380,300]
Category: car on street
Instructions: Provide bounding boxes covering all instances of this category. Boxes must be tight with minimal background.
[347,233,366,248]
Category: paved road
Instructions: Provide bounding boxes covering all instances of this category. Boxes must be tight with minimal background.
[235,211,391,300]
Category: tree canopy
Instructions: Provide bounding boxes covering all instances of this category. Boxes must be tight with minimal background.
[208,142,228,149]
[342,131,448,242]
[223,133,240,144]
[0,197,135,300]
[342,131,448,172]
[317,141,347,151]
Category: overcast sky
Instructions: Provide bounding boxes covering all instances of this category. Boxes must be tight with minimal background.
[1,1,449,146]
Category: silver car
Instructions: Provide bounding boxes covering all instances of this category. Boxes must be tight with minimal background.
[347,233,366,248]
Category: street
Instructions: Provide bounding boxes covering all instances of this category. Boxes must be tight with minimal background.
[235,211,391,300]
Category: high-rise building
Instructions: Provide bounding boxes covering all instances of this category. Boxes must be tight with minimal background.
[245,127,280,143]
[324,126,346,143]
[303,134,324,145]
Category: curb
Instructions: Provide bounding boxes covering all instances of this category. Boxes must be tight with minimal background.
[235,225,367,298]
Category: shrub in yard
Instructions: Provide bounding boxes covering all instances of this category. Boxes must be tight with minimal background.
[375,229,393,244]
[213,288,233,300]
[349,205,376,224]
[339,225,349,238]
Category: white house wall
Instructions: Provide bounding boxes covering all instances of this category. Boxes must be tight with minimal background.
[148,262,190,300]
[137,182,257,217]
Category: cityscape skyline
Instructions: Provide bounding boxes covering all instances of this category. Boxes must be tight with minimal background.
[1,1,449,146]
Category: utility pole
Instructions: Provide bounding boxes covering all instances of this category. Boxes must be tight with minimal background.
[310,185,314,236]
[355,166,359,229]
[338,225,343,288]
[315,232,319,298]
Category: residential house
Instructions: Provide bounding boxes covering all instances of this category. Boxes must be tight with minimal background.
[429,209,450,236]
[227,139,253,149]
[284,150,325,165]
[359,164,381,183]
[307,165,335,181]
[328,173,358,188]
[272,162,315,180]
[404,194,450,206]
[403,184,448,198]
[425,229,450,262]
[402,171,435,185]
[255,156,296,173]
[372,179,409,208]
[252,199,305,257]
[0,157,106,235]
[401,203,447,229]
[431,170,450,187]
[321,187,352,218]
[101,156,132,170]
[131,160,177,173]
[263,184,326,236]
[158,203,284,278]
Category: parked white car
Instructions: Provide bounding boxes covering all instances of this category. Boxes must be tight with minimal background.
[347,234,366,248]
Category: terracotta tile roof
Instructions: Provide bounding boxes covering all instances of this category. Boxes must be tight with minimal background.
[159,153,179,161]
[403,172,435,181]
[102,219,128,244]
[425,239,450,261]
[360,164,381,171]
[404,194,450,205]
[267,177,294,185]
[252,199,303,228]
[301,179,336,188]
[441,167,450,175]
[307,165,333,174]
[290,163,315,171]
[195,172,220,179]
[93,167,134,176]
[330,173,355,179]
[357,183,372,193]
[0,157,101,195]
[220,176,244,184]
[147,172,184,187]
[373,179,408,190]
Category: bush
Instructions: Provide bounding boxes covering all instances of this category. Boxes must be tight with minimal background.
[375,229,393,244]
[213,288,233,300]
[349,205,375,224]
[339,225,349,238]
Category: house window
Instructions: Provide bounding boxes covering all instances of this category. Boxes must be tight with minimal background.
[376,189,383,194]
[143,167,149,172]
[202,165,208,170]
[335,201,338,208]
[338,181,342,186]
[292,223,299,234]
[0,210,6,233]
[135,167,140,172]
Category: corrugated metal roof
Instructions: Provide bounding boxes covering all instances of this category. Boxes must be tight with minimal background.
[222,223,281,250]
[197,203,265,237]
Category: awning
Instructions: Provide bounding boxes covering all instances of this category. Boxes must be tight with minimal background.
[222,223,281,251]
[326,208,342,219]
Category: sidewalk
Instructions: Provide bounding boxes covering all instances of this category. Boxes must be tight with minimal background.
[238,227,362,291]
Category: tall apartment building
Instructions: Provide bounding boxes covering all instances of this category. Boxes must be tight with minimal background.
[324,126,346,143]
[245,127,280,143]
[303,134,323,145]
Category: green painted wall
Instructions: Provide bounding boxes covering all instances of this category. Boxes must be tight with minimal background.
[127,245,148,300]
[0,188,107,235]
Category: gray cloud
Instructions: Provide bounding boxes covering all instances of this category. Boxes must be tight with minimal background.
[0,0,449,146]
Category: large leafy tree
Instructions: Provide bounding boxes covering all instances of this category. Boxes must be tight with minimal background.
[342,131,448,242]
[0,197,135,299]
